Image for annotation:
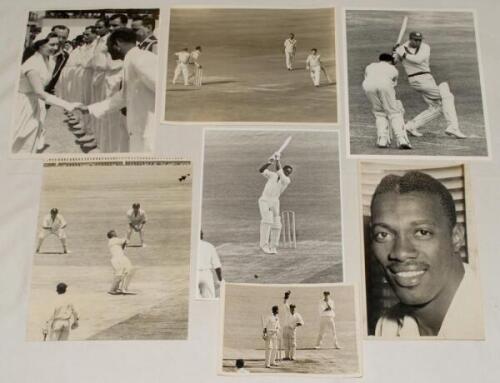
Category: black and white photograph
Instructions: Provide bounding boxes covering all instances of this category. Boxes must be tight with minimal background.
[198,129,343,299]
[11,8,160,156]
[164,8,337,123]
[344,9,489,158]
[26,158,191,341]
[360,162,484,339]
[219,283,361,376]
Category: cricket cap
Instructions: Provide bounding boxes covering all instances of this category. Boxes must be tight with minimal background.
[409,31,423,40]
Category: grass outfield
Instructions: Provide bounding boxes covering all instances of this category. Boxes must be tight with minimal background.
[346,10,488,157]
[201,130,343,283]
[27,164,191,340]
[221,284,360,375]
[165,8,337,123]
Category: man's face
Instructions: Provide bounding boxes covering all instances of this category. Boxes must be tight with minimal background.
[272,307,279,315]
[370,191,459,306]
[109,17,125,32]
[95,21,108,37]
[106,38,123,60]
[284,166,293,176]
[84,29,97,44]
[41,37,59,56]
[409,37,422,49]
[289,33,294,39]
[290,307,295,314]
[53,28,69,49]
[131,20,147,42]
[50,211,58,219]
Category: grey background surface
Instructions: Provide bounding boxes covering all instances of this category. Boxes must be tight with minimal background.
[0,0,499,382]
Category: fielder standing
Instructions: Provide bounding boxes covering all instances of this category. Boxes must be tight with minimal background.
[197,230,223,298]
[362,53,411,149]
[393,31,466,138]
[281,291,304,361]
[315,291,341,349]
[258,153,293,255]
[107,230,135,295]
[306,48,322,87]
[172,48,191,86]
[126,203,147,247]
[36,208,69,254]
[284,33,297,71]
[263,305,280,368]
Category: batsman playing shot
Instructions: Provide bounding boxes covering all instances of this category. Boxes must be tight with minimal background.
[127,203,147,247]
[258,138,293,255]
[107,230,136,295]
[36,208,70,254]
[393,26,466,139]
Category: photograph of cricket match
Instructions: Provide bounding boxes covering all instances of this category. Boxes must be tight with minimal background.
[26,158,192,341]
[164,8,337,123]
[219,283,361,376]
[197,129,343,299]
[344,9,489,158]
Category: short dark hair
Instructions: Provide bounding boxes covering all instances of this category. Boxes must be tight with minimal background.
[195,46,201,50]
[85,25,97,33]
[272,305,279,313]
[133,203,140,209]
[107,230,116,239]
[235,359,244,369]
[33,32,59,51]
[110,13,129,25]
[311,48,317,52]
[51,25,70,34]
[290,304,296,309]
[95,18,109,28]
[109,28,137,45]
[283,165,293,173]
[56,282,67,294]
[379,53,394,63]
[142,16,155,30]
[323,291,330,295]
[371,171,457,229]
[50,207,59,214]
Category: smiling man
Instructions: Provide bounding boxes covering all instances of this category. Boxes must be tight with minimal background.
[369,170,483,338]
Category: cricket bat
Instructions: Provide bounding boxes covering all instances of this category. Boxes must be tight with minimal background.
[396,16,408,45]
[276,136,292,156]
[321,66,332,84]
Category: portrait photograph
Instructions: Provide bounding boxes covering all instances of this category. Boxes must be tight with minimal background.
[11,8,160,156]
[219,283,361,376]
[26,158,192,341]
[359,162,484,339]
[197,129,343,299]
[344,9,489,158]
[164,8,338,123]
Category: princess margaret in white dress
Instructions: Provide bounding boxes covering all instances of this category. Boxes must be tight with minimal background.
[12,32,78,154]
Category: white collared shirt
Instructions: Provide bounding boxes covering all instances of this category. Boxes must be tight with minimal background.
[260,169,290,200]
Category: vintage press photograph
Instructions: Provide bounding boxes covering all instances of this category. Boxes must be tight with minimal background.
[220,283,361,376]
[197,129,343,299]
[344,9,489,157]
[164,8,338,123]
[11,8,160,156]
[26,158,192,341]
[360,162,484,339]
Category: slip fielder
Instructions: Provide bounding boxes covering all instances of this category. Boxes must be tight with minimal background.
[258,148,293,255]
[393,30,466,138]
[36,208,69,254]
[281,291,304,361]
[172,48,191,86]
[126,203,147,247]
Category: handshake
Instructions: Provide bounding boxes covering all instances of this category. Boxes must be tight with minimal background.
[64,102,90,114]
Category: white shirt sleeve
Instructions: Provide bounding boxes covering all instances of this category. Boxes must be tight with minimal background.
[405,43,430,65]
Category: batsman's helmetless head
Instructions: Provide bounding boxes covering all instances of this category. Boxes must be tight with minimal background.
[311,48,318,54]
[56,282,67,294]
[107,230,117,239]
[272,305,279,315]
[289,33,295,39]
[290,304,296,314]
[50,208,58,217]
[283,165,293,176]
[370,171,465,307]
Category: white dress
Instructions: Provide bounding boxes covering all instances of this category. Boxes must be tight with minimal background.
[12,52,54,153]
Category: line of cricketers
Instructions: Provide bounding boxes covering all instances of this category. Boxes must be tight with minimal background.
[261,290,341,369]
[37,203,148,341]
[362,31,467,150]
[13,13,158,154]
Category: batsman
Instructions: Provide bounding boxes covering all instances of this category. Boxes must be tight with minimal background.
[258,137,293,255]
[392,19,466,139]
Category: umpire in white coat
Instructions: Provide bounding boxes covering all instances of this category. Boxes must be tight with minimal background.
[79,28,157,152]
